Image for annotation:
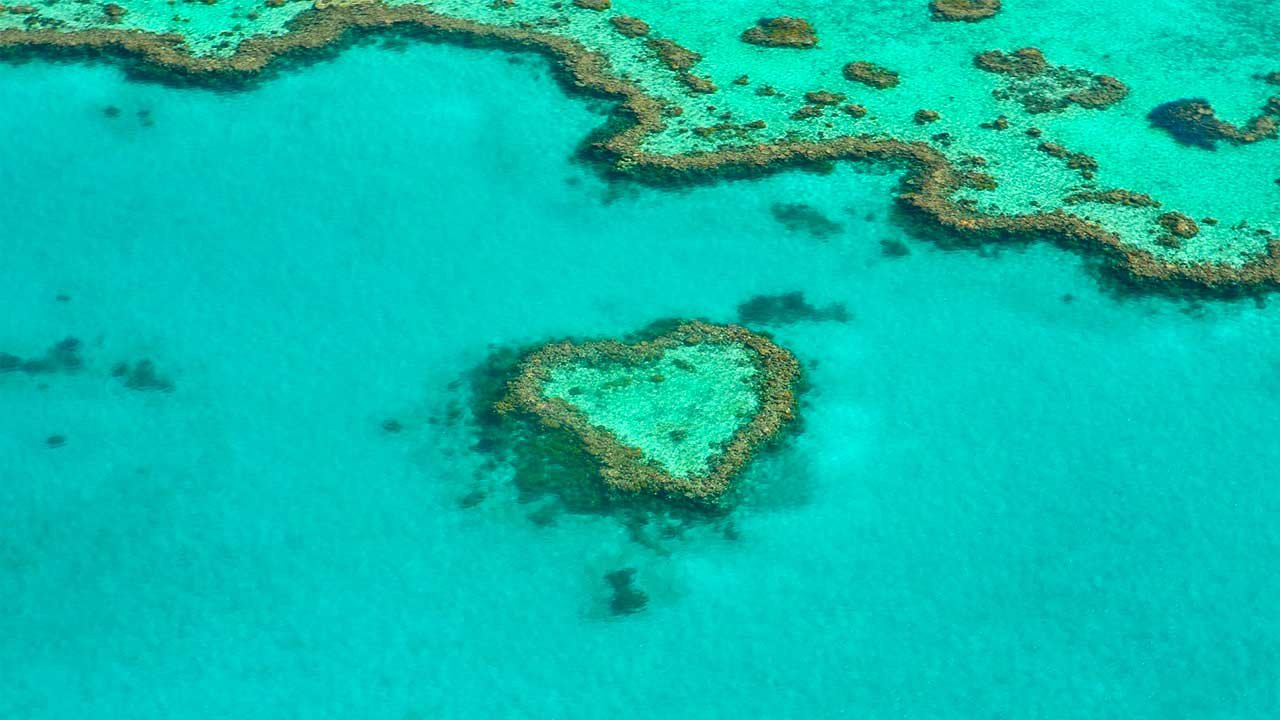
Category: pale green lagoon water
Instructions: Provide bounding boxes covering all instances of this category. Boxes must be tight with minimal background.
[543,343,759,479]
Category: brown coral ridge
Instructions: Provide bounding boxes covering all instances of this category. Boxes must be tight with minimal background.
[804,90,845,106]
[497,321,800,501]
[645,38,715,94]
[645,38,699,71]
[1063,189,1161,208]
[1147,98,1279,149]
[5,8,1280,294]
[740,17,817,49]
[843,61,899,89]
[609,15,649,38]
[974,48,1046,78]
[1036,141,1097,178]
[1158,212,1199,239]
[930,0,1001,22]
[975,48,1128,113]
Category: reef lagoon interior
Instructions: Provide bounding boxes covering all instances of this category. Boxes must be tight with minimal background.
[3,0,1280,718]
[541,342,761,480]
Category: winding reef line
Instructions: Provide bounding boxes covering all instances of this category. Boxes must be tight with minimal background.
[4,4,1279,297]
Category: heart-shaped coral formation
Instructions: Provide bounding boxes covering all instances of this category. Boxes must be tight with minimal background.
[498,322,799,500]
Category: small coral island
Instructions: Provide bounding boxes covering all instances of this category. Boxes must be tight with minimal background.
[496,321,800,501]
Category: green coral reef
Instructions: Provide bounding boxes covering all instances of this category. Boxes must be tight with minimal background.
[497,321,799,501]
[2,0,1279,290]
[459,320,800,531]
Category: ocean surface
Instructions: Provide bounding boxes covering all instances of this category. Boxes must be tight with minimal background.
[3,31,1279,720]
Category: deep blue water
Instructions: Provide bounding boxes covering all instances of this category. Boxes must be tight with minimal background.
[2,41,1278,718]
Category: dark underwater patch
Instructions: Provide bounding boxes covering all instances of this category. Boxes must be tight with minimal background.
[736,291,850,325]
[770,202,844,240]
[604,568,648,616]
[111,359,174,392]
[0,337,84,376]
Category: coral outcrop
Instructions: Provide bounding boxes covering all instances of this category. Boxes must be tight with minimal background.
[842,61,899,89]
[1147,98,1279,149]
[976,48,1128,113]
[740,17,817,48]
[930,0,1001,22]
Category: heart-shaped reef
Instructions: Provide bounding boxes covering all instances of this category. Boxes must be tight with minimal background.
[497,321,800,500]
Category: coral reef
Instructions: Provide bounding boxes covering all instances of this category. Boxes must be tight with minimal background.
[976,48,1128,113]
[914,109,940,124]
[571,0,609,10]
[2,4,1280,292]
[1158,211,1200,239]
[646,38,700,72]
[804,90,846,106]
[496,321,800,501]
[790,106,823,121]
[736,292,851,325]
[974,48,1047,78]
[1147,98,1279,149]
[1037,141,1098,178]
[930,0,1001,22]
[609,15,649,38]
[740,17,817,49]
[842,61,899,89]
[980,115,1011,130]
[679,72,715,94]
[1063,189,1161,208]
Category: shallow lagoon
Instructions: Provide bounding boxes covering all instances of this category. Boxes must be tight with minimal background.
[2,37,1279,720]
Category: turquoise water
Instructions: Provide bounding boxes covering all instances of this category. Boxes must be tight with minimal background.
[3,33,1280,720]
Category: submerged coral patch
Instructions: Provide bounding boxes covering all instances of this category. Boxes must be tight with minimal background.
[1147,98,1279,149]
[843,61,899,89]
[976,48,1128,114]
[111,359,175,392]
[0,337,84,376]
[770,203,844,239]
[497,322,800,501]
[740,17,817,49]
[609,15,649,38]
[604,568,648,616]
[930,0,1001,22]
[1063,189,1161,208]
[737,292,850,325]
